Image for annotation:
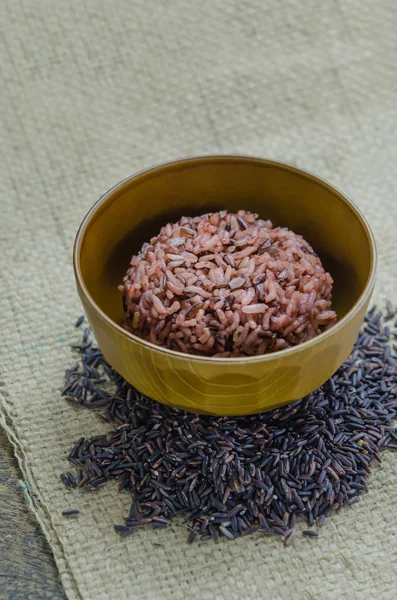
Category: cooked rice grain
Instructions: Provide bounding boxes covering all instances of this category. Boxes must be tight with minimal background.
[119,210,337,357]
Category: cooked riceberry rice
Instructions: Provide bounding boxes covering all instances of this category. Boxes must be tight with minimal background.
[61,303,397,544]
[119,210,337,357]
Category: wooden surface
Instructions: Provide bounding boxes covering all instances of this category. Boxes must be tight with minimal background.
[0,428,65,600]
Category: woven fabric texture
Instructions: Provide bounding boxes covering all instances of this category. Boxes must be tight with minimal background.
[1,1,396,598]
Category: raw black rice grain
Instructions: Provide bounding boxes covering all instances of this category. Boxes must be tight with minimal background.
[75,315,85,328]
[60,473,72,489]
[60,304,397,544]
[302,530,319,537]
[62,509,80,516]
[114,524,135,537]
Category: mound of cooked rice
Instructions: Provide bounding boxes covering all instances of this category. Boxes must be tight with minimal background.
[119,210,337,357]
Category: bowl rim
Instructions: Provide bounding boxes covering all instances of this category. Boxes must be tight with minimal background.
[73,154,377,364]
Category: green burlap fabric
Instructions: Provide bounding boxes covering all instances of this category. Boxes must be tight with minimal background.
[1,1,396,598]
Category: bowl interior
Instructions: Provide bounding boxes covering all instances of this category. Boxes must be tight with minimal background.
[76,157,374,338]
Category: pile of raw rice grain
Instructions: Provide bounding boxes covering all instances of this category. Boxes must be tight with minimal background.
[119,210,337,357]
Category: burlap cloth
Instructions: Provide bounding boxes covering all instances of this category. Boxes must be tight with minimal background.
[1,1,396,598]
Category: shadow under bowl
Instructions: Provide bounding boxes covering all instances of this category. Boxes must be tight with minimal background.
[74,156,376,416]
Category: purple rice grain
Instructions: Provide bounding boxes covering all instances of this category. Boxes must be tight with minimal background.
[62,509,80,516]
[302,530,319,537]
[60,304,397,544]
[75,315,85,328]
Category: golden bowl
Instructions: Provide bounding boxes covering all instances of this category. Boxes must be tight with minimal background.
[73,156,376,416]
